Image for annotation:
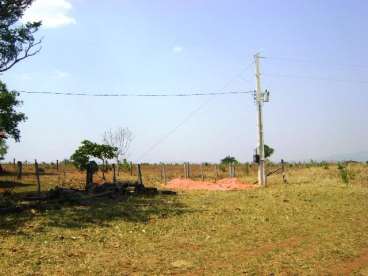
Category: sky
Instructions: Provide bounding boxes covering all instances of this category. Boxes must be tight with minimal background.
[1,0,368,163]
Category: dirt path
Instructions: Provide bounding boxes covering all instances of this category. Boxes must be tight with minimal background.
[329,248,368,275]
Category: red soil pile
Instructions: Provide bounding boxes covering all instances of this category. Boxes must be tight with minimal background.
[166,178,255,191]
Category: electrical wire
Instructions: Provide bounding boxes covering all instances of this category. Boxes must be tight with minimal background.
[12,90,255,97]
[263,73,368,84]
[134,62,256,162]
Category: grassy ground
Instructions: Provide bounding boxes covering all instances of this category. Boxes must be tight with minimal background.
[1,163,368,275]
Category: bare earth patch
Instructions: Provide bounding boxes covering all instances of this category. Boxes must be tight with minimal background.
[167,177,256,191]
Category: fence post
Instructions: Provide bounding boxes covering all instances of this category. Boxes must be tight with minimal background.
[187,162,191,178]
[16,161,22,180]
[130,162,133,176]
[35,160,41,195]
[163,164,167,184]
[56,160,59,171]
[200,163,204,181]
[245,163,249,176]
[215,164,218,182]
[184,163,187,179]
[137,164,143,186]
[113,164,117,183]
[281,159,287,184]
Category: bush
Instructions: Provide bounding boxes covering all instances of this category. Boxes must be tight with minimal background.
[337,163,349,185]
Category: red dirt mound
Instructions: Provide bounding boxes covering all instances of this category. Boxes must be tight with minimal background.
[166,178,255,191]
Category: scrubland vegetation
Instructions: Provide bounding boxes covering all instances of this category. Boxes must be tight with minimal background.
[0,162,368,275]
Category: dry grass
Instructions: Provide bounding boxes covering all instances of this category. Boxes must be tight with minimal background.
[0,162,368,275]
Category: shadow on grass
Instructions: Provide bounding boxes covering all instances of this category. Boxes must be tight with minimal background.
[0,192,192,233]
[0,180,34,189]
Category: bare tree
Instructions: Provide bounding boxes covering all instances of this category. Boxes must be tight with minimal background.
[103,127,133,175]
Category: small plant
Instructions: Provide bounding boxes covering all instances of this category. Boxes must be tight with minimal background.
[337,163,349,185]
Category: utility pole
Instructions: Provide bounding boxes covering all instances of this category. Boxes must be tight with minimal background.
[254,53,269,186]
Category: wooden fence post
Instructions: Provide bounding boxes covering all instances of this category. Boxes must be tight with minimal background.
[281,159,287,184]
[137,164,143,186]
[56,160,59,171]
[62,160,66,187]
[35,160,41,195]
[187,162,191,178]
[200,163,204,181]
[163,164,167,185]
[16,161,22,180]
[215,165,218,182]
[245,163,249,176]
[130,162,133,176]
[184,163,187,179]
[113,164,117,183]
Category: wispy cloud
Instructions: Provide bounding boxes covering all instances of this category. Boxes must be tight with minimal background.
[22,0,76,29]
[173,46,184,54]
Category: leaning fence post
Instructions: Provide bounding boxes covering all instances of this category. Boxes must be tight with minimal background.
[35,160,41,195]
[112,164,117,183]
[137,164,143,186]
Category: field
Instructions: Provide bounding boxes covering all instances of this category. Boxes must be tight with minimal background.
[1,162,368,275]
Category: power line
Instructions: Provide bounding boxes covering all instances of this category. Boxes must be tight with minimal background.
[263,73,368,84]
[264,56,368,71]
[13,89,255,97]
[135,62,256,162]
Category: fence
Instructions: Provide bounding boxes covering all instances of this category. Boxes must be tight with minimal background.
[0,160,289,193]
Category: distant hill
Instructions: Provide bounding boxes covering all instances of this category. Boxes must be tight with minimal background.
[322,151,368,162]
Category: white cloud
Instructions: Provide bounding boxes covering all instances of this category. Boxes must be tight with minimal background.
[173,46,184,54]
[22,0,76,28]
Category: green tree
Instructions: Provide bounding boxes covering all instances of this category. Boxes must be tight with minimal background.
[0,81,27,142]
[264,144,274,159]
[0,139,7,160]
[0,0,42,73]
[0,81,27,162]
[70,140,117,171]
[221,156,238,165]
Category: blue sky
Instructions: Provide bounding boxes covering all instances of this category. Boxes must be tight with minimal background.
[2,0,368,163]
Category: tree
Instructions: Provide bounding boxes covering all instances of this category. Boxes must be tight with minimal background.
[70,140,117,179]
[0,81,27,141]
[103,127,133,174]
[0,0,42,73]
[0,81,27,164]
[221,156,238,165]
[264,144,274,159]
